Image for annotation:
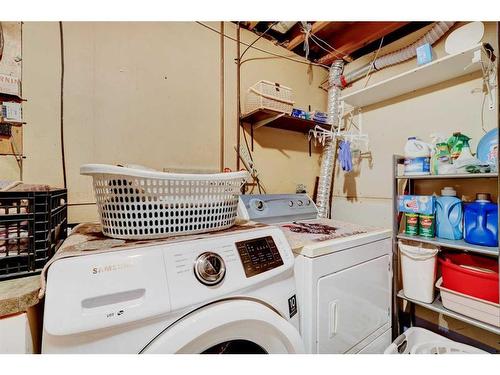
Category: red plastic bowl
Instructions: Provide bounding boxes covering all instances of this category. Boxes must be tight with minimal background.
[439,253,499,303]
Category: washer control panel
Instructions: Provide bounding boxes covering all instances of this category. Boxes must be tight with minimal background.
[194,252,226,286]
[235,236,283,277]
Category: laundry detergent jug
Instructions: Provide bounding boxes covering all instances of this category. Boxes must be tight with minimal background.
[464,193,498,247]
[404,137,431,175]
[436,187,463,240]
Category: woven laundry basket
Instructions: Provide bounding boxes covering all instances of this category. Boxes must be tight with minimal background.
[81,164,248,240]
[245,80,294,115]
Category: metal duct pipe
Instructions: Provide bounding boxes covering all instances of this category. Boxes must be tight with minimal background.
[343,22,455,86]
[316,60,344,219]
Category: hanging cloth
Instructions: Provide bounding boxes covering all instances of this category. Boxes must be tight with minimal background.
[300,22,312,60]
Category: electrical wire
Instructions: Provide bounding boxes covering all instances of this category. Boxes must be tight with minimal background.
[479,47,496,134]
[59,22,67,188]
[0,23,4,62]
[362,36,384,88]
[240,22,277,59]
[196,22,330,69]
[309,33,350,60]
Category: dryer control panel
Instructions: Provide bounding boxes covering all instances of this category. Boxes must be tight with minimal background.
[236,236,283,277]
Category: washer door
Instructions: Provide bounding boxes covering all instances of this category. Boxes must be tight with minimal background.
[141,299,304,354]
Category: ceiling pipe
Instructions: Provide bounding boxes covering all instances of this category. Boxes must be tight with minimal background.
[341,22,455,87]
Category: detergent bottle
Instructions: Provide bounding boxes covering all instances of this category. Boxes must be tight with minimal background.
[436,187,463,240]
[464,193,498,247]
[404,137,431,175]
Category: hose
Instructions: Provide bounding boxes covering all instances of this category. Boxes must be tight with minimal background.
[316,60,344,218]
[343,22,455,86]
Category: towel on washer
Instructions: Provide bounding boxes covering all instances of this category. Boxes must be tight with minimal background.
[37,220,268,298]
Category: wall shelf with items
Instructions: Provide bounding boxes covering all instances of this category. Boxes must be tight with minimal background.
[240,108,331,150]
[241,108,330,133]
[341,43,494,108]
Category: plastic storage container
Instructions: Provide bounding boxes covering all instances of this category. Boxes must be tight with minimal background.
[399,240,439,303]
[81,164,249,240]
[404,137,431,176]
[437,278,500,328]
[384,327,488,354]
[439,253,498,303]
[463,193,498,247]
[436,187,463,240]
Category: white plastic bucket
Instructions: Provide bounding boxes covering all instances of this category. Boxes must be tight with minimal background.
[399,240,439,303]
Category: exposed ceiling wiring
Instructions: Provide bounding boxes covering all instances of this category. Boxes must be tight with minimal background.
[195,21,330,69]
[310,33,350,60]
[240,22,277,59]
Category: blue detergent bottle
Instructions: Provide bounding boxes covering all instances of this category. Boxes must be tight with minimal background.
[436,187,463,240]
[464,193,498,247]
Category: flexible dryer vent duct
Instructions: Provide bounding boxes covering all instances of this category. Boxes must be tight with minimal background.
[316,60,344,219]
[343,22,455,86]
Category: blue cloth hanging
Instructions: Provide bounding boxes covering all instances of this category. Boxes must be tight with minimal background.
[338,140,353,172]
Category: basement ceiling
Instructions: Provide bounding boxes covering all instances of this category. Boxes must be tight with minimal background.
[239,21,433,65]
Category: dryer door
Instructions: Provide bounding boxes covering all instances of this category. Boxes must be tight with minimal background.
[317,254,391,353]
[142,299,304,354]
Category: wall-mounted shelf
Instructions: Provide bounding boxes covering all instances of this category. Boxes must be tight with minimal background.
[397,290,500,335]
[341,44,493,108]
[0,120,25,125]
[396,233,498,257]
[396,172,498,180]
[240,108,331,134]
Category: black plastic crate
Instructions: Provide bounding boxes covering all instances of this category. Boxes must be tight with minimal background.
[0,189,67,280]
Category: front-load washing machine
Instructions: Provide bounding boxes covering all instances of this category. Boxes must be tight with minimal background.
[238,194,393,354]
[42,225,304,354]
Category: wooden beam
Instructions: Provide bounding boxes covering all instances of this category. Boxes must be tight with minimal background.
[317,22,409,65]
[247,22,259,31]
[287,21,330,50]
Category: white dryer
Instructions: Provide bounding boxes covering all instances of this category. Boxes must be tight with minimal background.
[238,194,393,354]
[42,226,304,354]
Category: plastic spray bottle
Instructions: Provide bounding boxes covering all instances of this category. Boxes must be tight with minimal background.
[430,133,454,175]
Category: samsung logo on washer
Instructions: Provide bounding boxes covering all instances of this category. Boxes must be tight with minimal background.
[92,262,134,274]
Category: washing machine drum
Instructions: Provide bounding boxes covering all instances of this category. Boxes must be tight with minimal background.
[142,299,304,354]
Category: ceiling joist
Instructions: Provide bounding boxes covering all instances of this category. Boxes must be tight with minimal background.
[316,22,409,65]
[286,21,330,50]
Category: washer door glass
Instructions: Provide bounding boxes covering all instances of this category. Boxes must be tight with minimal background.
[141,299,304,354]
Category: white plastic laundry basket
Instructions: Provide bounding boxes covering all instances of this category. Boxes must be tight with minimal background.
[399,240,439,303]
[384,327,488,354]
[81,164,249,240]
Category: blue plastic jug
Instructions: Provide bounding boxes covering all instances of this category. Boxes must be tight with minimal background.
[436,187,463,240]
[464,193,498,247]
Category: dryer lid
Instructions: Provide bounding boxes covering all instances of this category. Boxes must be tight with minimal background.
[141,299,304,354]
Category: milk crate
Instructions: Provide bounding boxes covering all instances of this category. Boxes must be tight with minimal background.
[0,189,67,280]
